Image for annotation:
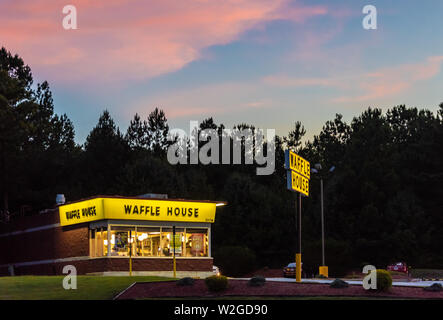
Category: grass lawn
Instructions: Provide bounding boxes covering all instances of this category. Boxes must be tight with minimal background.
[0,275,174,300]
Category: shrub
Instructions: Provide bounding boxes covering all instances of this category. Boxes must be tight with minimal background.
[205,275,228,292]
[176,277,195,286]
[424,283,443,292]
[330,279,349,288]
[373,269,392,292]
[248,276,266,287]
[213,246,256,277]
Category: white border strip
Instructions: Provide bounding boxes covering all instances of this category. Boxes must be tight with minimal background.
[0,223,60,238]
[0,256,90,268]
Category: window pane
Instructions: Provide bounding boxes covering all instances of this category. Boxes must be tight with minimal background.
[185,229,208,257]
[103,230,108,256]
[111,230,129,256]
[108,226,136,256]
[161,228,184,257]
[136,227,161,257]
[89,229,96,257]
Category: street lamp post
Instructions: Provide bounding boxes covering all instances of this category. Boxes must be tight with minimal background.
[312,164,335,277]
[320,177,324,266]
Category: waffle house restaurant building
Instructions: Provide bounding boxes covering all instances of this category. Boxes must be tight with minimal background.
[0,196,225,277]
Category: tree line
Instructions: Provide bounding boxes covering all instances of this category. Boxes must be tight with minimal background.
[1,47,442,275]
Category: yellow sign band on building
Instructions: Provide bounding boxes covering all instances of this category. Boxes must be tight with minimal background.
[284,150,310,180]
[287,170,310,197]
[59,197,217,226]
[60,198,105,226]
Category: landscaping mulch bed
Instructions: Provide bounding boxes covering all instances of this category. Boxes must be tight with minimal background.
[116,280,443,300]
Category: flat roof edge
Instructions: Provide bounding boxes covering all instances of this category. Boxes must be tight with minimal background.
[57,195,227,207]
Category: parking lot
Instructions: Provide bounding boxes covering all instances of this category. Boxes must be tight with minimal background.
[236,277,443,288]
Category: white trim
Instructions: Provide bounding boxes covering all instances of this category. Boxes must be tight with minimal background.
[0,256,90,268]
[0,223,60,238]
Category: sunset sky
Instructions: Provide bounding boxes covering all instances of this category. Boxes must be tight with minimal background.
[1,0,442,143]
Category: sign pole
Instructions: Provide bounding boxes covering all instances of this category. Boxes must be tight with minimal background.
[173,226,177,278]
[296,193,302,283]
[318,178,328,278]
[129,230,132,276]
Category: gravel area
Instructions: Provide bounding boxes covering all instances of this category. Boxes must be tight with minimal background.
[116,279,443,300]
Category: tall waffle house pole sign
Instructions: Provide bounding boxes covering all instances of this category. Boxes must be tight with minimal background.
[285,150,310,283]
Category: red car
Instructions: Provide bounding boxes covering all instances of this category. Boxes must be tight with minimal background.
[387,262,408,274]
[283,262,303,278]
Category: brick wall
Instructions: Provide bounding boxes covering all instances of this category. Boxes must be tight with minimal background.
[0,224,89,265]
[0,257,213,276]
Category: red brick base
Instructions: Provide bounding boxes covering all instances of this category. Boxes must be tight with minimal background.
[0,257,213,276]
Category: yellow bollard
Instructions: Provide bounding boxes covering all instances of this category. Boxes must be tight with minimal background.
[319,266,328,278]
[129,256,132,276]
[296,253,302,283]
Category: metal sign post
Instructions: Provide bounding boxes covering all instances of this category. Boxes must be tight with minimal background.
[296,193,302,282]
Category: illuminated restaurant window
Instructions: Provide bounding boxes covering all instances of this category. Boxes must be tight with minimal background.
[96,228,104,257]
[135,227,161,257]
[103,229,109,256]
[184,228,208,257]
[109,226,136,256]
[90,226,210,258]
[161,227,184,257]
[90,229,96,257]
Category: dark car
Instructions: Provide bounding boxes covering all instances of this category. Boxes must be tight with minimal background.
[283,262,303,278]
[387,262,408,274]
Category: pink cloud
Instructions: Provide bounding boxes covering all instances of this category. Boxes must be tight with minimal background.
[127,81,274,120]
[0,0,327,84]
[263,56,443,103]
[165,106,211,119]
[263,75,342,88]
[334,56,443,103]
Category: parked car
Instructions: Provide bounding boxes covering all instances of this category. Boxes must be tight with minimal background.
[213,265,221,276]
[283,262,303,278]
[387,262,408,274]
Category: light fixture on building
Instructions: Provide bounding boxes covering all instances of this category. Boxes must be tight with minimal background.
[55,194,66,205]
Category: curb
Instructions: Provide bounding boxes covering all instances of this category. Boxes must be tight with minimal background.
[113,282,137,300]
